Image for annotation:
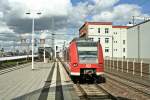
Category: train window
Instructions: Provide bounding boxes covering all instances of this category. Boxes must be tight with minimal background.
[78,51,98,63]
[77,42,97,47]
[78,51,97,57]
[77,42,98,63]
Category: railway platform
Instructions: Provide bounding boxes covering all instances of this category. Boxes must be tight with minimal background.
[0,61,79,100]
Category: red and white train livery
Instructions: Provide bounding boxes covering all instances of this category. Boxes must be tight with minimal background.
[67,38,104,82]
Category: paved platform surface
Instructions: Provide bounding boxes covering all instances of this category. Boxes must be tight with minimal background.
[0,61,79,100]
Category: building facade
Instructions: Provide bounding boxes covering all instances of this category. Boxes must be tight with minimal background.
[127,20,150,59]
[79,22,128,58]
[112,26,128,58]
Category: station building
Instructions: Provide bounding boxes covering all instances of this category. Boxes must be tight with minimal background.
[79,22,128,58]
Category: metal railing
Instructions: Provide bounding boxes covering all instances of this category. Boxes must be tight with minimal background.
[104,57,150,80]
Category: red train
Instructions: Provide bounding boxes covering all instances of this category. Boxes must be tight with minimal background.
[65,38,105,83]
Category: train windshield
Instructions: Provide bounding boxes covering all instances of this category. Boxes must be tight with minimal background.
[77,42,98,64]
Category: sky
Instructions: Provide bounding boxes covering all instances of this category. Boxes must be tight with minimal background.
[0,0,150,52]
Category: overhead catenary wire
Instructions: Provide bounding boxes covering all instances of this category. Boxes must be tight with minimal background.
[130,0,150,24]
[84,0,101,21]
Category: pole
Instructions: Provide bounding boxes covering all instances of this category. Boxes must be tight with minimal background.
[26,12,41,69]
[132,16,135,25]
[44,44,46,63]
[52,17,55,59]
[32,17,34,70]
[137,25,140,62]
[112,36,114,59]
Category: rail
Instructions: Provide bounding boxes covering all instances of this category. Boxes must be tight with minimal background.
[75,83,117,100]
[57,57,70,75]
[57,57,117,100]
[0,55,38,61]
[104,72,150,98]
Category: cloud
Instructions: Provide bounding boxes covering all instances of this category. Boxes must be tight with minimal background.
[67,2,89,28]
[1,0,72,34]
[87,0,119,15]
[0,0,150,51]
[92,0,119,8]
[0,22,14,33]
[7,0,72,16]
[0,12,3,19]
[92,4,148,24]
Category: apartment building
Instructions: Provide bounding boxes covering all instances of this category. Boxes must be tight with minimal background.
[112,26,128,58]
[79,22,128,58]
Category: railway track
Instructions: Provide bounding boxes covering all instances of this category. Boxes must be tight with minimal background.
[105,70,150,87]
[58,57,118,100]
[74,83,117,100]
[58,57,150,99]
[104,72,150,99]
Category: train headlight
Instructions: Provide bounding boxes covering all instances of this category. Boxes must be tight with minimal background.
[73,63,78,67]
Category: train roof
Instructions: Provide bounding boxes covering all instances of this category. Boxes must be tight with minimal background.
[70,38,94,43]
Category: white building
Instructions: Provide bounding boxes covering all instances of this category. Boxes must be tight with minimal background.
[112,26,128,58]
[79,22,128,58]
[127,20,150,59]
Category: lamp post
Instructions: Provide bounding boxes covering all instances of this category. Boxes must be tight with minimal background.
[137,25,140,62]
[44,42,46,63]
[51,17,55,59]
[26,12,41,70]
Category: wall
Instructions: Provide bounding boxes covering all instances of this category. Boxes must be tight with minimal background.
[127,20,150,59]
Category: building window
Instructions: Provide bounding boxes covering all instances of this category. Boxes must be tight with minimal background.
[114,32,117,35]
[105,28,109,33]
[105,38,109,43]
[105,48,109,52]
[90,38,94,41]
[114,49,117,51]
[123,40,125,44]
[98,28,100,33]
[98,38,100,42]
[114,41,117,43]
[123,56,125,59]
[123,48,125,52]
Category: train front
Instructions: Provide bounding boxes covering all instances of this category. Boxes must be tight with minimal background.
[70,39,104,82]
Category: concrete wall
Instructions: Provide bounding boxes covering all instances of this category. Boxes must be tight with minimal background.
[127,20,150,59]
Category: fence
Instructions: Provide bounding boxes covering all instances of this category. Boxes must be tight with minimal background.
[104,57,150,81]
